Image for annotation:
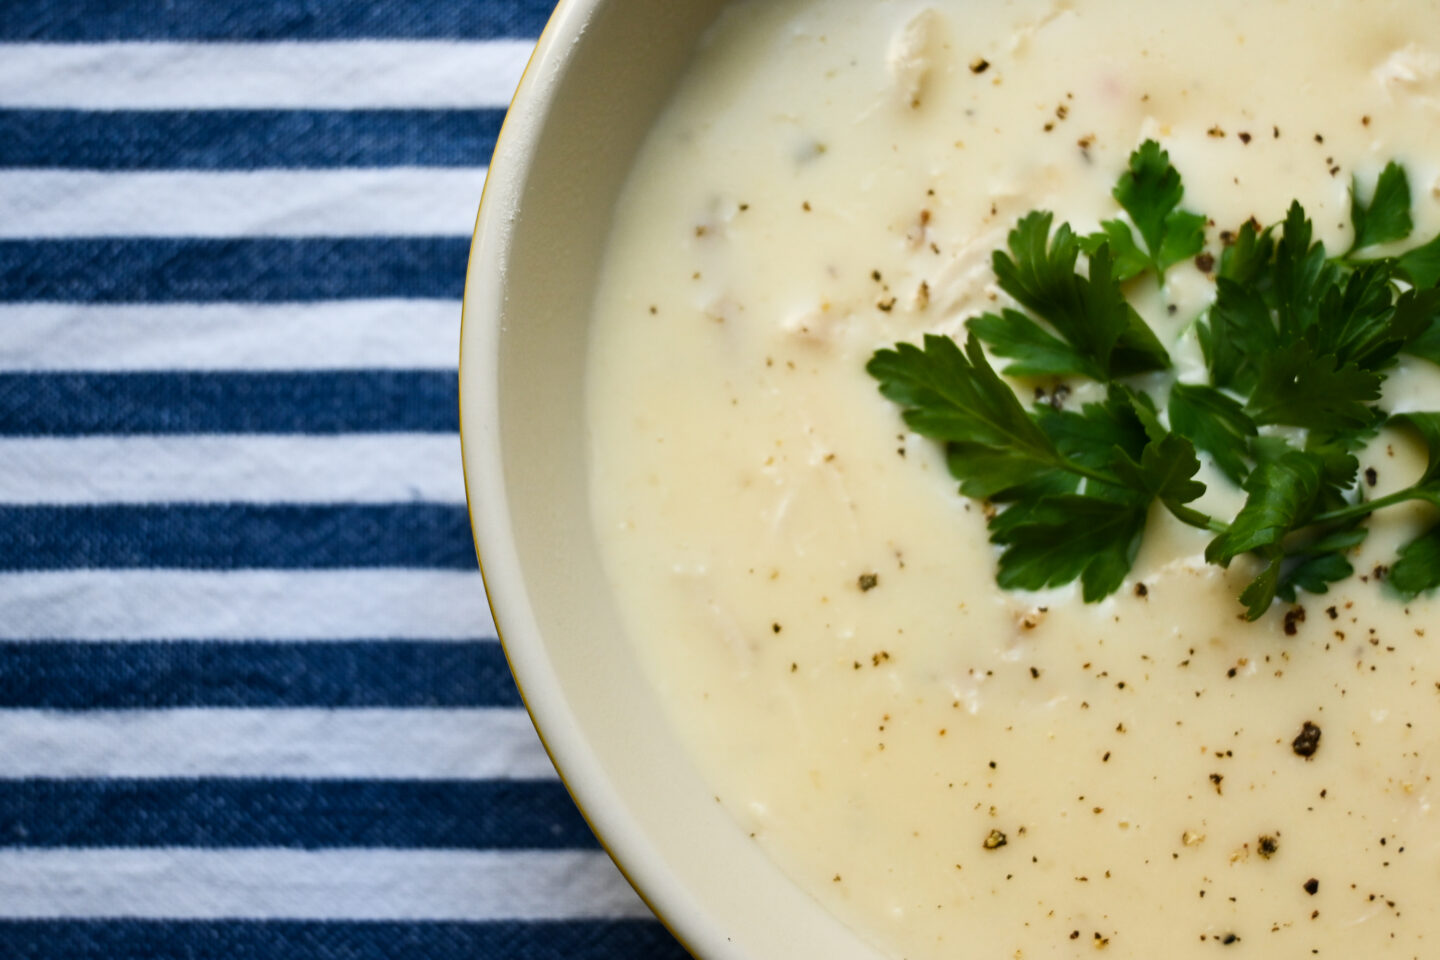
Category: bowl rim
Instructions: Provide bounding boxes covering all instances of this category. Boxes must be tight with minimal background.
[456,2,710,957]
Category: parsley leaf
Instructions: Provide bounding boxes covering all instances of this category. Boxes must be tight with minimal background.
[867,333,1065,500]
[1111,432,1208,527]
[1315,265,1439,374]
[992,211,1084,319]
[1271,202,1339,338]
[1389,524,1440,600]
[1078,221,1149,282]
[1389,413,1440,502]
[1111,140,1207,282]
[967,308,1099,379]
[1244,341,1381,432]
[1303,434,1365,501]
[1349,161,1413,254]
[1218,219,1275,287]
[990,495,1148,601]
[1380,414,1440,597]
[1237,558,1285,621]
[1206,452,1326,620]
[1396,288,1440,366]
[1167,382,1257,485]
[1033,389,1148,478]
[1198,277,1276,394]
[1397,231,1440,289]
[1206,451,1324,566]
[991,213,1171,378]
[1276,526,1367,603]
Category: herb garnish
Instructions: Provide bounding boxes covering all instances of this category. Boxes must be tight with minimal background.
[869,141,1440,619]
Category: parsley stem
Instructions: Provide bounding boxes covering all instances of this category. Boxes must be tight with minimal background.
[1201,515,1231,535]
[1058,457,1230,534]
[1166,503,1229,535]
[1310,487,1428,526]
[1060,459,1126,489]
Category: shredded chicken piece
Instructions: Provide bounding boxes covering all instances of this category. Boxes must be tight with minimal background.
[887,9,944,109]
[1374,43,1440,108]
[1008,0,1076,56]
[779,301,844,345]
[926,218,1011,319]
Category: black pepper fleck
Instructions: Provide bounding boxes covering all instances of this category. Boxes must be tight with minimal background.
[983,829,1008,850]
[1365,466,1378,487]
[858,572,879,592]
[1257,835,1279,858]
[1195,252,1215,273]
[969,57,990,74]
[1304,878,1320,895]
[1292,720,1322,759]
[1284,606,1306,636]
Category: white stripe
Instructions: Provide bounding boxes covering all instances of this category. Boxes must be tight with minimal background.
[0,570,495,640]
[0,709,550,779]
[0,849,646,920]
[0,435,466,504]
[0,301,459,371]
[0,169,485,238]
[0,41,532,109]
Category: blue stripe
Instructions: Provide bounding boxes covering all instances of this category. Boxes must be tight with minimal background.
[0,641,518,709]
[0,238,468,302]
[0,372,458,435]
[0,921,689,960]
[0,780,594,850]
[0,110,503,170]
[1,0,556,41]
[0,504,476,570]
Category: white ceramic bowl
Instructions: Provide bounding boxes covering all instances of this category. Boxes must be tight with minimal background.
[459,2,888,957]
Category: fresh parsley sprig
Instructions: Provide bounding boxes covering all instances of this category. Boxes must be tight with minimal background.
[1078,140,1207,286]
[869,141,1440,620]
[973,212,1171,380]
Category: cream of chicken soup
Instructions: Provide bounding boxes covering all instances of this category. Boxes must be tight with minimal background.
[586,0,1440,955]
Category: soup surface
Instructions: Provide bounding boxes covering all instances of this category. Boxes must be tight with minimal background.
[587,0,1440,955]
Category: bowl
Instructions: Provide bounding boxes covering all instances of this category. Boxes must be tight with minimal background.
[458,1,887,956]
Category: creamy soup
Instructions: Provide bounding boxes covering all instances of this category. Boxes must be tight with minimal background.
[586,1,1440,956]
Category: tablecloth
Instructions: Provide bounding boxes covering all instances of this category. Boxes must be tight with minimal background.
[0,2,689,956]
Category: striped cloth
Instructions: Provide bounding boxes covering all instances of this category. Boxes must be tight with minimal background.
[0,2,689,957]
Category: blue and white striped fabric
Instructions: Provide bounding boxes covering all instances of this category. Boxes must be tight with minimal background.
[0,3,689,957]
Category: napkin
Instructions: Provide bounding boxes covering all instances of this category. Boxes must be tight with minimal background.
[0,2,688,956]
